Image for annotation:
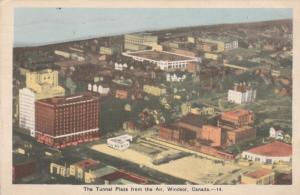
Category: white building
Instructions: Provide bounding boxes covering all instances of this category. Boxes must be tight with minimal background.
[70,53,85,62]
[166,73,186,82]
[122,50,199,71]
[228,82,256,104]
[114,63,128,71]
[269,127,284,140]
[54,50,71,58]
[224,40,239,50]
[107,134,133,150]
[19,88,36,137]
[88,83,110,95]
[241,141,292,164]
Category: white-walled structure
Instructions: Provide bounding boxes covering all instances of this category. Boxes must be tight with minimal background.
[122,50,199,71]
[114,63,128,71]
[241,141,292,164]
[19,88,36,137]
[228,82,256,104]
[269,127,284,140]
[225,40,239,50]
[107,134,133,150]
[88,83,110,95]
[166,73,187,82]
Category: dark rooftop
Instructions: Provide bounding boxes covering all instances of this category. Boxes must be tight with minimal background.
[178,113,207,127]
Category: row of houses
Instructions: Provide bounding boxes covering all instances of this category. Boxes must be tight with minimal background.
[50,158,148,184]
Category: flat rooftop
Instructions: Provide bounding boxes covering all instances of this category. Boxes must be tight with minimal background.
[37,93,99,106]
[227,125,253,133]
[222,109,252,118]
[179,113,207,128]
[245,141,292,157]
[226,60,264,68]
[124,50,195,61]
[244,168,273,179]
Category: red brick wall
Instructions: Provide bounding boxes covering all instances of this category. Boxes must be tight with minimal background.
[200,125,222,146]
[226,127,256,145]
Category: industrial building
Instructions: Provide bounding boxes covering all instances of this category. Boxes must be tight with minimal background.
[124,33,160,51]
[19,68,65,137]
[159,108,256,158]
[197,37,238,52]
[35,93,100,148]
[122,50,199,71]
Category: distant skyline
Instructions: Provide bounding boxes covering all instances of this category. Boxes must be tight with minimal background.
[14,8,292,47]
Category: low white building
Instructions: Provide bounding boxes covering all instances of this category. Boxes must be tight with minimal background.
[54,50,71,58]
[71,53,85,61]
[241,141,292,164]
[269,127,284,140]
[224,40,239,50]
[107,134,133,150]
[166,73,186,82]
[114,63,128,71]
[19,88,36,137]
[88,83,110,95]
[228,82,256,104]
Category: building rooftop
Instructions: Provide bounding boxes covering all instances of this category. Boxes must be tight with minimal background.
[125,32,157,38]
[92,166,117,178]
[101,170,148,184]
[124,50,195,61]
[13,154,36,166]
[179,113,207,128]
[227,125,253,133]
[20,64,60,71]
[245,141,292,157]
[244,168,273,179]
[37,93,99,106]
[73,159,100,169]
[222,109,252,119]
[199,35,237,43]
[226,60,264,68]
[231,82,254,93]
[51,157,82,165]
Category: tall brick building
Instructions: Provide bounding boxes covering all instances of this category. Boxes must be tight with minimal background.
[35,93,100,148]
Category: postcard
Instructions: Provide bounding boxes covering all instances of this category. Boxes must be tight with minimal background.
[0,0,299,195]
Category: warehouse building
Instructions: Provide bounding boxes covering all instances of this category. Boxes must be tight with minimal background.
[122,50,199,71]
[242,141,292,164]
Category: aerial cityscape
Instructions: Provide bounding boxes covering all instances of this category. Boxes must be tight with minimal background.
[13,9,292,185]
